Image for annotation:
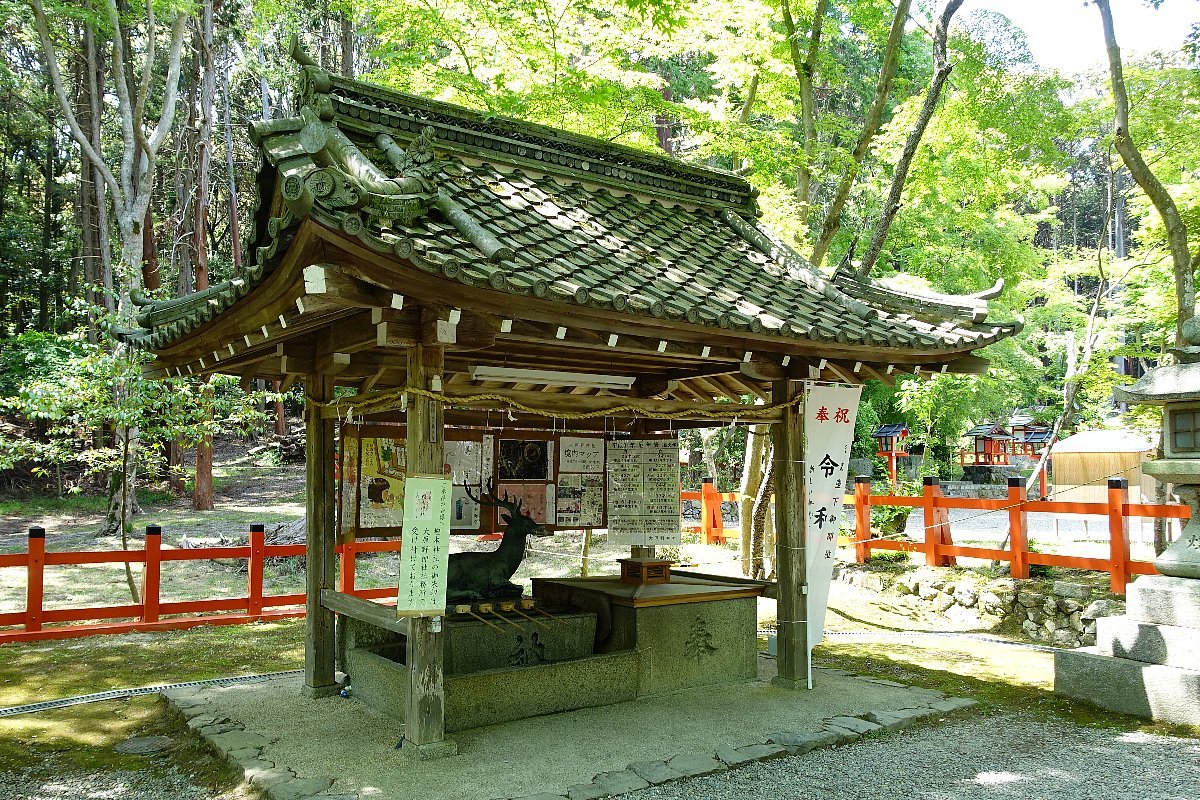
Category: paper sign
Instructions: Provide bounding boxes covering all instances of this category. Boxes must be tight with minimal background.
[497,482,549,524]
[359,436,406,528]
[803,382,862,684]
[606,438,681,546]
[397,475,452,616]
[560,437,604,472]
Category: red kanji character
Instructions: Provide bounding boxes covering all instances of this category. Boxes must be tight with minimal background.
[816,406,829,421]
[834,407,850,423]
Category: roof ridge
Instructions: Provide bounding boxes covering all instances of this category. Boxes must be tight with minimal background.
[282,41,757,213]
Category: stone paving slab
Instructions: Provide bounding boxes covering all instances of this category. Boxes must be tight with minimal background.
[163,658,978,800]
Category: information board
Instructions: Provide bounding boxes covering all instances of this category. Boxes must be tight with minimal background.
[396,475,452,616]
[606,438,681,546]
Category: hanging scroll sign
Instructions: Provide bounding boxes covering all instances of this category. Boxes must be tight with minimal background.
[397,474,453,617]
[802,382,862,685]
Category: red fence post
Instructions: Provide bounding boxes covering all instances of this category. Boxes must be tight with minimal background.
[248,523,265,616]
[1007,477,1029,579]
[854,477,872,562]
[339,537,356,595]
[142,525,161,623]
[1108,478,1131,593]
[700,477,720,544]
[26,527,45,633]
[922,477,942,566]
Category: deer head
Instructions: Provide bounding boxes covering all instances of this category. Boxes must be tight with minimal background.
[463,479,551,536]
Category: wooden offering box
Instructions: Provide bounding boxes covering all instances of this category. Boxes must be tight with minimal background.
[619,558,672,585]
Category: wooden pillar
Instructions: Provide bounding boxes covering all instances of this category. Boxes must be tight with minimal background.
[303,374,338,696]
[402,343,456,758]
[771,379,809,689]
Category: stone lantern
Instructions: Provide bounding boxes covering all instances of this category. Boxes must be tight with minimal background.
[1114,319,1200,578]
[1053,319,1200,726]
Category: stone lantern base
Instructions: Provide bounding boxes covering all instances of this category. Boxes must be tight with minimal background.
[1054,575,1200,726]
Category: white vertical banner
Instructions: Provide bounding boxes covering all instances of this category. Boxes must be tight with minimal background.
[803,381,862,686]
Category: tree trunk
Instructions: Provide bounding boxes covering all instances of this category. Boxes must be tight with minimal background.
[273,379,288,436]
[738,425,767,576]
[194,373,215,510]
[1096,0,1194,344]
[194,0,216,292]
[859,0,964,276]
[750,458,775,579]
[221,50,241,275]
[780,0,827,229]
[810,0,913,268]
[340,10,355,77]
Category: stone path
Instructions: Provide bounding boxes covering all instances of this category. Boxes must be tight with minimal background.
[161,662,980,800]
[624,711,1200,800]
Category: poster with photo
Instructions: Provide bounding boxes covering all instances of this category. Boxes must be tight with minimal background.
[445,440,483,486]
[497,482,550,524]
[397,475,452,616]
[556,473,604,527]
[450,484,481,529]
[338,428,360,536]
[359,435,406,528]
[606,438,680,546]
[498,439,550,480]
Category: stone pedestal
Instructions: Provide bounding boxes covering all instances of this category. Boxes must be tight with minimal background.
[1054,576,1200,726]
[534,576,762,696]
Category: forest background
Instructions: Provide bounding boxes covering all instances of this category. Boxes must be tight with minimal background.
[0,0,1196,548]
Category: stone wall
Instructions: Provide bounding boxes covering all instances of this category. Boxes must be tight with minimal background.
[835,565,1125,648]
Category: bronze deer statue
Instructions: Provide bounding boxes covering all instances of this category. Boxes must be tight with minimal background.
[448,480,550,603]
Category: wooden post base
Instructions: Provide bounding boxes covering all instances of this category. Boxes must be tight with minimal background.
[300,682,342,699]
[400,738,459,761]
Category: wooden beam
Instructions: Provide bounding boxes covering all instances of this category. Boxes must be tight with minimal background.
[303,263,403,310]
[772,378,809,689]
[303,374,338,697]
[320,589,407,634]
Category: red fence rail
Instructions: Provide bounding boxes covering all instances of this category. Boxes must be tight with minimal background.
[0,524,404,645]
[853,476,1189,593]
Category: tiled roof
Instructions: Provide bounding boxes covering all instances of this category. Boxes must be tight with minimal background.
[872,423,908,438]
[965,423,1009,438]
[121,54,1021,361]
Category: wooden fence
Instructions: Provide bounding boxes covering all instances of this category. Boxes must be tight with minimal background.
[0,524,405,645]
[853,476,1189,593]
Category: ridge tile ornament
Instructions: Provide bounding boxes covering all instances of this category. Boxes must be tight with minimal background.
[1115,315,1200,579]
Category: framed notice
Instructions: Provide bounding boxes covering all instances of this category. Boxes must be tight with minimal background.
[606,438,681,546]
[396,475,452,616]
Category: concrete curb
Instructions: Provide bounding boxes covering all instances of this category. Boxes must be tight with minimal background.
[164,677,980,800]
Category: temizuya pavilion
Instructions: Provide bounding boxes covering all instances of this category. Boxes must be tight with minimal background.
[120,45,1018,756]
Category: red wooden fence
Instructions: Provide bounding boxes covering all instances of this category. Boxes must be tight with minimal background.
[853,476,1189,593]
[0,524,404,645]
[681,479,740,544]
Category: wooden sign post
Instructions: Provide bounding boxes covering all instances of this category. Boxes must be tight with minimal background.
[402,343,457,759]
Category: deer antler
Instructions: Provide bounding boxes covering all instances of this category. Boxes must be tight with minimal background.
[462,478,528,519]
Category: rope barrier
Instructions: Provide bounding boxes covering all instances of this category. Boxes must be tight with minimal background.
[322,386,805,422]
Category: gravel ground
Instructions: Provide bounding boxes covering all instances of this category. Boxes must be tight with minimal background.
[625,712,1200,800]
[0,767,221,800]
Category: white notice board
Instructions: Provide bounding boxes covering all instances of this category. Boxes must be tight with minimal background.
[397,475,452,617]
[606,438,681,546]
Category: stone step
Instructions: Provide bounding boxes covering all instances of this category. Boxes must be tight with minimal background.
[1096,616,1200,669]
[1126,575,1200,629]
[1053,647,1200,727]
